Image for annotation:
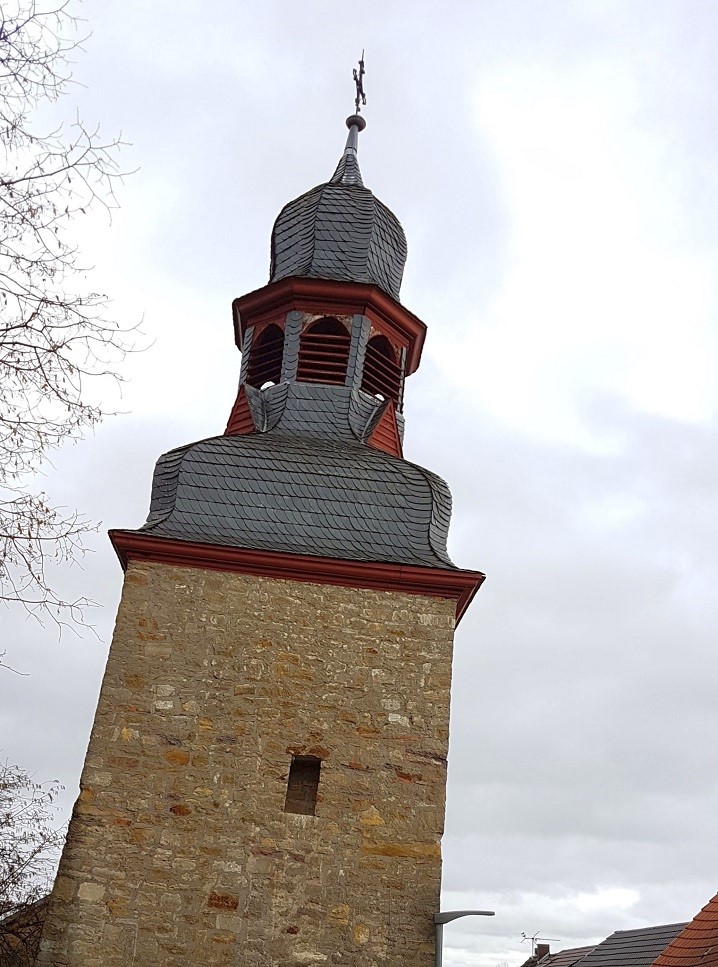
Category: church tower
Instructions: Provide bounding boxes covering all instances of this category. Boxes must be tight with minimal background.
[37,110,484,967]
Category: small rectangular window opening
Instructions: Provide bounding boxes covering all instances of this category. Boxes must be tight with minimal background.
[284,755,321,816]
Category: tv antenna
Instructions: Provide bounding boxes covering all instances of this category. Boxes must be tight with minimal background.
[521,932,561,957]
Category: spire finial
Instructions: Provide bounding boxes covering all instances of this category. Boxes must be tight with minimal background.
[331,54,367,186]
[353,50,366,114]
[343,52,366,158]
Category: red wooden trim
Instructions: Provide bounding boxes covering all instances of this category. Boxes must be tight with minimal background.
[109,531,484,624]
[232,278,427,375]
[367,405,403,458]
[224,386,256,436]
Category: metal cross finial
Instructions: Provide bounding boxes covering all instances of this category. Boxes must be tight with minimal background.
[353,51,366,114]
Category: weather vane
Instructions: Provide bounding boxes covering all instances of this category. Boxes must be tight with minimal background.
[353,51,366,114]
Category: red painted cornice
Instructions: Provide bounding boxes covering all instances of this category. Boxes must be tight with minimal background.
[232,277,427,375]
[109,530,484,624]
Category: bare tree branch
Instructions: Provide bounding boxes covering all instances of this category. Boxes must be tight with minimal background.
[0,1,133,627]
[0,761,63,964]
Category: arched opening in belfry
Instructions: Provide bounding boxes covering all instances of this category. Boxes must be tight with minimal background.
[297,317,351,385]
[361,334,401,402]
[246,323,284,388]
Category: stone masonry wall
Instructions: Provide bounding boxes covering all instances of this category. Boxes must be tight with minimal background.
[37,561,457,967]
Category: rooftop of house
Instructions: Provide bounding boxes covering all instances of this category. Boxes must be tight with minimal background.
[535,945,598,967]
[521,924,688,967]
[651,893,718,967]
[576,923,689,967]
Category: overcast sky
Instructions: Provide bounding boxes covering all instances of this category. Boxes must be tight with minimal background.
[2,1,718,964]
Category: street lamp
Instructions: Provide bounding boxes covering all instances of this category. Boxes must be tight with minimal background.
[434,909,496,967]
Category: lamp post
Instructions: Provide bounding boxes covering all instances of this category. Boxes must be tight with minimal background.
[434,909,496,967]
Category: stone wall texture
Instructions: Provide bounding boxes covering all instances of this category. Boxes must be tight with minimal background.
[36,561,457,966]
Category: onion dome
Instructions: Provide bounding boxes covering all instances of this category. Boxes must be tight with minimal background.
[269,115,408,301]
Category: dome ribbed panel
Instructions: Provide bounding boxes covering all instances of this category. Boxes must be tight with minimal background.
[269,185,324,282]
[269,180,407,301]
[368,198,407,301]
[310,185,374,285]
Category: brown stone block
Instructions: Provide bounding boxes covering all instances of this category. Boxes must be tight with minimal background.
[107,897,128,916]
[169,803,192,816]
[74,800,110,819]
[393,768,423,783]
[362,842,441,859]
[207,893,240,911]
[345,760,369,771]
[123,673,146,689]
[353,922,370,944]
[233,684,256,696]
[52,874,76,902]
[137,630,166,642]
[107,755,140,769]
[328,903,350,924]
[123,709,151,722]
[358,806,384,828]
[164,748,191,766]
[125,570,150,586]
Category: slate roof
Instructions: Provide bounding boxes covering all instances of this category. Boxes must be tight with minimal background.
[536,946,598,967]
[269,132,408,301]
[651,893,718,967]
[128,384,455,570]
[572,924,688,967]
[552,947,599,967]
[134,433,453,569]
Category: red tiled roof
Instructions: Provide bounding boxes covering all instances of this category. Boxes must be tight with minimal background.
[652,893,718,967]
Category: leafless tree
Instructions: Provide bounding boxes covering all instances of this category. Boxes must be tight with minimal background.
[0,1,130,627]
[0,761,63,964]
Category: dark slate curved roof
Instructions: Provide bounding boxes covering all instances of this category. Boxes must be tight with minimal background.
[136,431,453,569]
[269,141,408,301]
